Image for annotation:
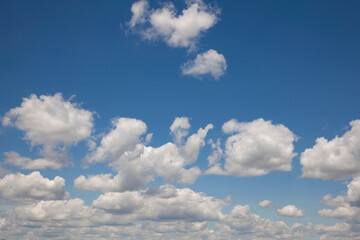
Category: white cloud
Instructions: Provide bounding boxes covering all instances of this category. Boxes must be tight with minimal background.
[206,118,297,177]
[182,49,227,79]
[2,93,94,169]
[83,118,147,165]
[4,151,63,170]
[0,171,68,201]
[170,116,191,145]
[92,184,224,222]
[217,204,311,239]
[259,200,272,208]
[129,0,149,27]
[277,205,305,218]
[12,198,92,223]
[128,0,219,49]
[74,174,124,192]
[301,119,360,180]
[82,117,212,191]
[207,138,223,167]
[318,177,360,223]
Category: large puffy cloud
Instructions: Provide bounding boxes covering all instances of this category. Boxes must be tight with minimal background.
[128,0,219,49]
[2,93,94,169]
[277,205,305,218]
[80,117,212,192]
[182,49,227,79]
[301,119,360,180]
[0,171,68,201]
[206,118,297,177]
[92,184,224,222]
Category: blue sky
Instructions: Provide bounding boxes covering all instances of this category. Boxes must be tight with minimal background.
[0,0,359,239]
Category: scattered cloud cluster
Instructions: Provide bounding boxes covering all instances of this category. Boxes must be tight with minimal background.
[1,93,360,239]
[2,93,94,169]
[127,0,227,79]
[79,117,212,191]
[319,177,360,223]
[301,120,360,180]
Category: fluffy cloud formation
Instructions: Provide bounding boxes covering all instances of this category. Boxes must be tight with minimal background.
[301,119,360,180]
[0,187,316,240]
[319,177,360,223]
[92,184,224,221]
[182,49,227,79]
[216,204,311,239]
[277,205,305,218]
[259,200,272,208]
[0,171,67,201]
[81,117,212,191]
[2,93,94,169]
[128,0,219,49]
[206,118,297,177]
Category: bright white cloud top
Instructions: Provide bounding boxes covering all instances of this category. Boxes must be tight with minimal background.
[128,0,219,49]
[301,119,360,180]
[2,93,94,169]
[0,171,68,201]
[182,49,227,79]
[1,0,359,238]
[0,93,359,239]
[277,205,305,218]
[206,118,297,177]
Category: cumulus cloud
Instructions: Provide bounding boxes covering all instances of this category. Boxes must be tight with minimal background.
[206,118,297,177]
[277,205,305,218]
[2,93,94,169]
[128,0,220,49]
[92,184,224,221]
[12,198,92,223]
[81,117,212,191]
[0,171,68,201]
[319,177,360,223]
[182,49,227,79]
[259,200,272,208]
[217,204,311,239]
[301,119,360,180]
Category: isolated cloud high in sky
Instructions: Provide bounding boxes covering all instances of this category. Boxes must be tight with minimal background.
[259,200,272,208]
[301,119,360,180]
[182,49,227,79]
[128,0,220,49]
